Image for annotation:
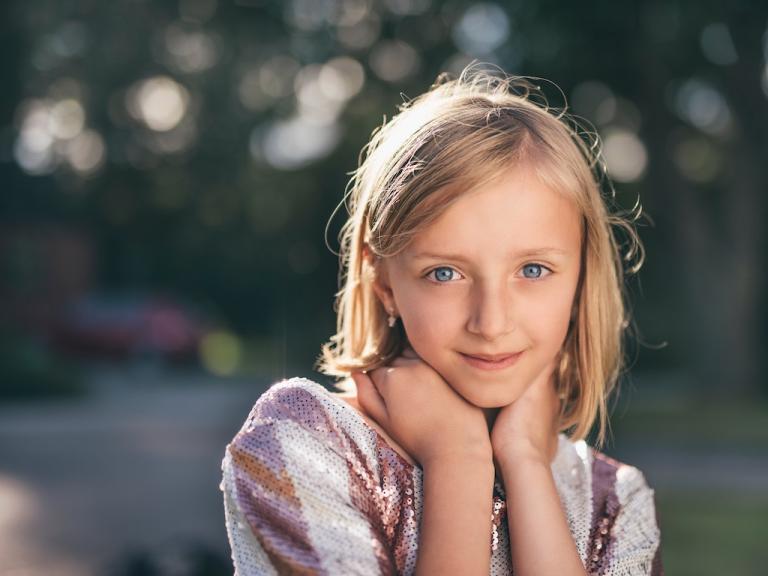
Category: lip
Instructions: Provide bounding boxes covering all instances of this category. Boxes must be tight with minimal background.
[460,351,524,371]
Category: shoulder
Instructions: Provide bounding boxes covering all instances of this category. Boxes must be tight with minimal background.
[588,447,656,504]
[238,376,335,432]
[555,438,663,572]
[587,447,661,549]
[220,379,395,576]
[554,435,657,517]
[228,376,369,462]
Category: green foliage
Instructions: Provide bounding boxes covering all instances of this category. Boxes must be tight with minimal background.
[3,0,768,395]
[0,332,86,401]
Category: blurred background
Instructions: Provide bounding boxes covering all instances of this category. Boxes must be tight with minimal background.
[1,0,767,574]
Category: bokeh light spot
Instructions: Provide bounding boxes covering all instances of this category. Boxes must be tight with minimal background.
[162,23,218,73]
[319,56,365,102]
[259,55,301,99]
[700,22,738,66]
[384,0,430,16]
[336,12,381,50]
[48,99,86,140]
[602,128,648,183]
[452,3,510,56]
[127,76,190,132]
[369,40,420,82]
[251,116,341,170]
[673,136,722,183]
[571,80,616,126]
[14,99,56,175]
[179,0,218,24]
[672,78,733,138]
[200,330,242,376]
[65,129,106,175]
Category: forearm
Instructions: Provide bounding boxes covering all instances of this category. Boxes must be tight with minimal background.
[415,455,495,576]
[499,449,587,576]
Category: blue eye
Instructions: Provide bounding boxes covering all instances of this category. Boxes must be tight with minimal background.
[521,263,550,279]
[426,266,462,283]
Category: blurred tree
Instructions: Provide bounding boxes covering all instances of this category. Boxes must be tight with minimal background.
[0,0,766,397]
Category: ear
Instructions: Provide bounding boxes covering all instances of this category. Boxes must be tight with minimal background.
[363,243,397,315]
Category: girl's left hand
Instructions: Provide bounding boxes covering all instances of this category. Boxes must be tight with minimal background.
[490,359,561,465]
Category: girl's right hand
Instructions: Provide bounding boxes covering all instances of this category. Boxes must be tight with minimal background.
[351,347,492,468]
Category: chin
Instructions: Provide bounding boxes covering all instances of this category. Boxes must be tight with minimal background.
[451,382,522,409]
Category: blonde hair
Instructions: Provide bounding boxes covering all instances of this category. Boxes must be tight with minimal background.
[315,63,644,449]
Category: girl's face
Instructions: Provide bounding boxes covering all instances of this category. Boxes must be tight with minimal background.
[372,164,583,409]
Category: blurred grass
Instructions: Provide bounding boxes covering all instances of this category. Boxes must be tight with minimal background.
[609,386,768,449]
[604,380,768,573]
[657,489,768,575]
[596,375,768,576]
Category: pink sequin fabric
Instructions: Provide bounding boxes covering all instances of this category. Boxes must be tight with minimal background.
[220,377,663,575]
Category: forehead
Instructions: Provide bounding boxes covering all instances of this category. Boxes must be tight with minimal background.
[403,165,582,259]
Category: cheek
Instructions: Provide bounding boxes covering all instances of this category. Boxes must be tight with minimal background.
[523,286,576,343]
[400,298,457,345]
[394,285,460,346]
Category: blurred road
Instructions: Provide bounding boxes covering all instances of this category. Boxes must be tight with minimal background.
[0,365,269,576]
[0,367,766,575]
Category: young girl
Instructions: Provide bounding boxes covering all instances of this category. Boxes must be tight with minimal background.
[220,64,663,575]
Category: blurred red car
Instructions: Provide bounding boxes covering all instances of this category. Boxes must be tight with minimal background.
[51,293,213,363]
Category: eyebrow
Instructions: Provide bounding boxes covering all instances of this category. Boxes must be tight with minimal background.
[409,248,570,262]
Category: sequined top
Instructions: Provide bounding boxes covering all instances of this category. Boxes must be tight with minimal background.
[220,377,663,575]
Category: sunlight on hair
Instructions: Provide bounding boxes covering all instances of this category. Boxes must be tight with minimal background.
[317,63,647,449]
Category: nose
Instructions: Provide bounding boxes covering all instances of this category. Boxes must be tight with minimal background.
[465,277,515,341]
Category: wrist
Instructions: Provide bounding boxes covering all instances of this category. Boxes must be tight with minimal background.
[494,440,549,469]
[422,450,494,471]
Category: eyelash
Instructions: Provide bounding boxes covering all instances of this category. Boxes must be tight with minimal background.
[424,263,553,284]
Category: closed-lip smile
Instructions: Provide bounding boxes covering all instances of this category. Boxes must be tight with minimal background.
[460,350,524,371]
[463,352,520,361]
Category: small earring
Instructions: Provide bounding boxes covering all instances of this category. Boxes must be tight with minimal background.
[386,308,397,328]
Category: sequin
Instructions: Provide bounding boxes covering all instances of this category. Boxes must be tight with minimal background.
[221,377,664,575]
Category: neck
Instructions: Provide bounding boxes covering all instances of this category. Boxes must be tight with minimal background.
[483,407,500,432]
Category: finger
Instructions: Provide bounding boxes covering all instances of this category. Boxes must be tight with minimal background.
[351,371,388,424]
